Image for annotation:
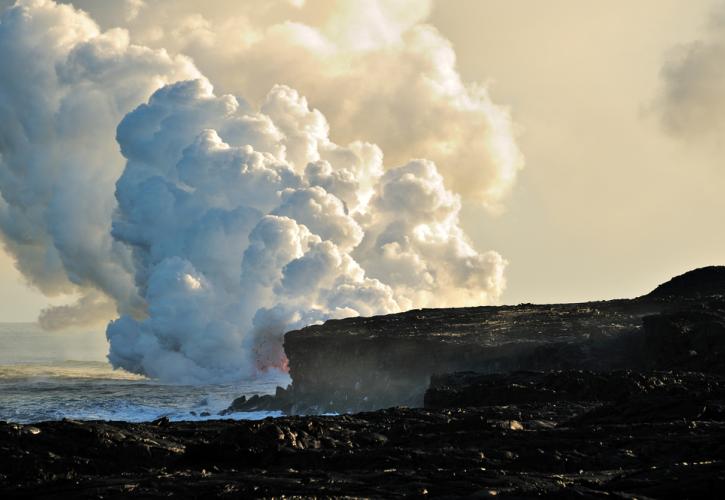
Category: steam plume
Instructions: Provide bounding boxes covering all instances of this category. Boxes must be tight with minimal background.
[0,0,199,328]
[0,0,514,381]
[57,0,524,207]
[108,80,506,381]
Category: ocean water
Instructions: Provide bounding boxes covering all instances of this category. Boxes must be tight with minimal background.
[0,323,289,423]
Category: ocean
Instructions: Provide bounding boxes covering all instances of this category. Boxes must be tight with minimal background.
[0,323,289,423]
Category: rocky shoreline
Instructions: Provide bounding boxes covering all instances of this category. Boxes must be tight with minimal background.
[2,266,725,497]
[2,368,725,498]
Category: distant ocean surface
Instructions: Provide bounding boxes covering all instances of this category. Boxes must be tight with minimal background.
[0,323,289,423]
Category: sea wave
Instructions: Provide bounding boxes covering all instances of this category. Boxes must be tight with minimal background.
[0,325,289,423]
[0,360,289,424]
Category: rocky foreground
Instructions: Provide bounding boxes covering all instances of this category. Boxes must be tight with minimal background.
[2,369,725,498]
[2,266,725,498]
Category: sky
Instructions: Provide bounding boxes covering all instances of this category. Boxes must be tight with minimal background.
[0,0,723,329]
[433,0,725,303]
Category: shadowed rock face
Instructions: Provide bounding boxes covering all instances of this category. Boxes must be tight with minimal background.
[649,266,725,298]
[424,370,725,408]
[266,266,725,413]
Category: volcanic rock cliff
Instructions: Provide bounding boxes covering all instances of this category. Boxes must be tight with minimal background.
[229,266,725,414]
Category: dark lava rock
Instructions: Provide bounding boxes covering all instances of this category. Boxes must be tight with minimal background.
[271,266,725,413]
[648,266,725,299]
[424,370,725,408]
[3,383,725,498]
[222,385,294,414]
[637,311,725,373]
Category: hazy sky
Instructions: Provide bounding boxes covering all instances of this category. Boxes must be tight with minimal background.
[0,0,723,324]
[433,0,725,303]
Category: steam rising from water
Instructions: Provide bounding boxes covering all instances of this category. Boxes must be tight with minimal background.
[0,0,514,382]
[0,0,199,328]
[108,79,506,381]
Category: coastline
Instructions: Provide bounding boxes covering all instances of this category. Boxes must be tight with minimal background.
[3,369,725,498]
[3,267,725,497]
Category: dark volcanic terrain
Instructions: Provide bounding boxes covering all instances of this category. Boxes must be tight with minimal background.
[232,266,725,414]
[2,266,725,498]
[2,370,725,498]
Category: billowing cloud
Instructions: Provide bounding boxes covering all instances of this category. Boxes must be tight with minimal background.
[655,3,725,141]
[0,0,514,382]
[37,291,117,331]
[355,160,507,309]
[0,0,199,328]
[61,0,524,206]
[107,79,507,381]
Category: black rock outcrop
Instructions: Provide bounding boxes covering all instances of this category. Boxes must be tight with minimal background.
[258,266,725,413]
[424,369,725,408]
[648,265,725,299]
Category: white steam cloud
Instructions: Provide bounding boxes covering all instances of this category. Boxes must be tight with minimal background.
[0,0,199,328]
[60,0,524,207]
[108,79,506,381]
[0,0,515,382]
